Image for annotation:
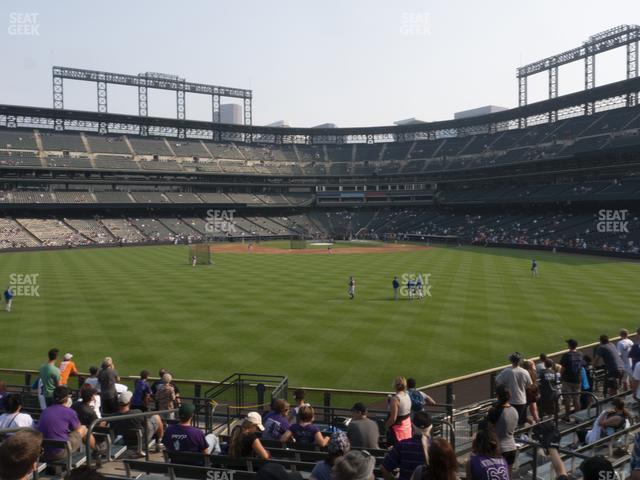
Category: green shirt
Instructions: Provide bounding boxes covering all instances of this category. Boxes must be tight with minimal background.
[39,363,61,399]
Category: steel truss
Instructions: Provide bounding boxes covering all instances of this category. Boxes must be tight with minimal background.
[52,66,252,127]
[517,25,640,113]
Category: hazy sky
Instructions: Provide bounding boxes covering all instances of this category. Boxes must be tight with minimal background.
[2,0,640,127]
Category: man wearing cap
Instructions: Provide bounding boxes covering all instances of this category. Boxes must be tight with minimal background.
[495,352,532,426]
[347,403,379,449]
[59,353,79,386]
[162,403,208,462]
[559,339,583,420]
[381,411,431,480]
[110,390,164,451]
[38,386,94,460]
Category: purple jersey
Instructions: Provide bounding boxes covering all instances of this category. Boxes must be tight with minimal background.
[468,454,509,480]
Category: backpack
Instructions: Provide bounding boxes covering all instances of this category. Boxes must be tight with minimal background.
[409,389,426,412]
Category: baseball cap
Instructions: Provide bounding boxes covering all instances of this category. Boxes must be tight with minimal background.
[351,402,367,414]
[413,410,431,429]
[63,353,73,361]
[327,431,351,455]
[179,403,196,421]
[118,390,133,405]
[566,339,578,349]
[246,411,264,431]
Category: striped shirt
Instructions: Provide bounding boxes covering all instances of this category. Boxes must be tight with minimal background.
[382,434,429,480]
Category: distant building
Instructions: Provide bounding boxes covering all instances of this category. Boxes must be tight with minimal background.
[394,118,426,126]
[312,123,337,129]
[220,104,243,125]
[266,120,291,128]
[454,105,507,120]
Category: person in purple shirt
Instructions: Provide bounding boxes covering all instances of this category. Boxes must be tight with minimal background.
[132,370,152,411]
[38,386,94,461]
[262,399,291,441]
[281,406,329,448]
[466,422,509,480]
[163,404,208,464]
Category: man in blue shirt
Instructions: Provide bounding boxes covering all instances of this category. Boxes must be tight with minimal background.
[4,286,14,312]
[392,277,399,300]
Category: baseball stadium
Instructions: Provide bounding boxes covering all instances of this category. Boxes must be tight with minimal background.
[1,5,640,480]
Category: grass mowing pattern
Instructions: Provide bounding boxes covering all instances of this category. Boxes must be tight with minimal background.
[0,244,637,391]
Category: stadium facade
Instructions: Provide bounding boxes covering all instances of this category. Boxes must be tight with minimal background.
[0,26,639,255]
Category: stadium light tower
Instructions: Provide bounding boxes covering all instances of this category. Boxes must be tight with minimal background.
[516,25,640,126]
[51,66,253,136]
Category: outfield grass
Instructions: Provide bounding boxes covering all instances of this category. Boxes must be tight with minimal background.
[0,244,637,391]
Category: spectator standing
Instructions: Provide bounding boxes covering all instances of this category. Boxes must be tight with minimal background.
[407,378,436,413]
[535,354,547,377]
[522,361,540,423]
[466,422,509,480]
[559,339,583,419]
[385,377,413,445]
[156,373,177,418]
[538,359,559,418]
[487,386,519,477]
[59,353,79,386]
[98,357,119,414]
[595,335,625,396]
[289,389,310,421]
[132,370,152,411]
[38,348,61,407]
[617,329,634,389]
[347,402,380,449]
[83,366,100,392]
[495,353,532,426]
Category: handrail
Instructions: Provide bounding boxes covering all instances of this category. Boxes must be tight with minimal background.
[85,408,177,468]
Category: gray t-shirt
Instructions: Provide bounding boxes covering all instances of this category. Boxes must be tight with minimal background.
[495,366,532,405]
[494,405,519,453]
[347,417,380,449]
[597,343,624,374]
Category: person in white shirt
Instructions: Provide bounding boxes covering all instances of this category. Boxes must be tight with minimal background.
[617,329,634,390]
[495,352,533,426]
[0,394,34,430]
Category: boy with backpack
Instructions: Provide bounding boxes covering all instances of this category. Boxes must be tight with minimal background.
[406,378,436,414]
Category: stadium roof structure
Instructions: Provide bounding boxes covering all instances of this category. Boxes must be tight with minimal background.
[0,26,637,146]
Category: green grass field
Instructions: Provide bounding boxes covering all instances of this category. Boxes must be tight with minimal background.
[0,243,638,391]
